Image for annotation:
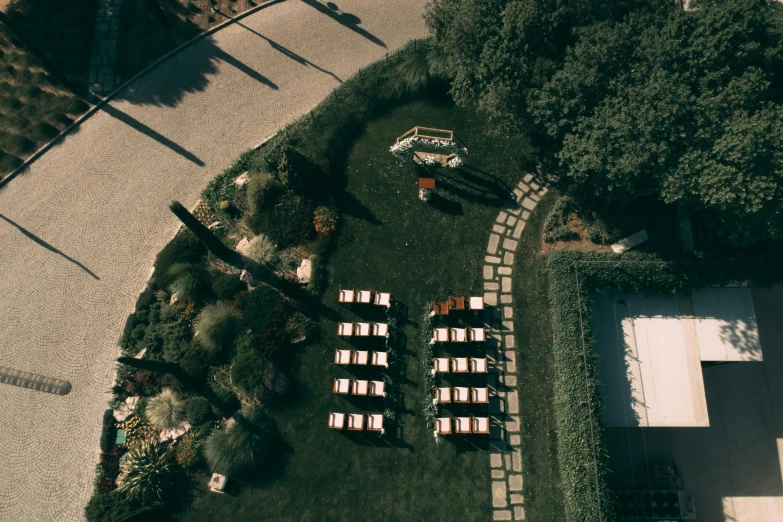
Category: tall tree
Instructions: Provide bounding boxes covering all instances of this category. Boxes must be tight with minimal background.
[531,0,783,245]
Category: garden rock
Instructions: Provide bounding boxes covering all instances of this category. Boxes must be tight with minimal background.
[240,269,255,288]
[234,172,249,188]
[159,421,191,442]
[113,396,139,422]
[296,258,312,283]
[169,292,179,305]
[133,348,146,359]
[208,221,223,230]
[236,237,250,254]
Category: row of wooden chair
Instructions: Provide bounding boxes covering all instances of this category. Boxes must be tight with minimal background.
[338,322,388,337]
[433,386,488,404]
[431,327,485,343]
[432,357,488,374]
[339,289,391,306]
[328,412,384,432]
[334,349,388,367]
[333,378,386,397]
[433,296,485,315]
[435,416,490,435]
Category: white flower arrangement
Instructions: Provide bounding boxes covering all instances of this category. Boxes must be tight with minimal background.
[419,188,432,202]
[389,136,468,168]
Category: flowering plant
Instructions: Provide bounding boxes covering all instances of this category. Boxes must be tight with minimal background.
[389,136,468,168]
[313,206,338,235]
[419,188,432,202]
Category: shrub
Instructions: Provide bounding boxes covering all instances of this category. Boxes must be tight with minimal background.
[211,271,246,301]
[245,234,277,266]
[247,191,315,249]
[313,206,338,235]
[178,344,212,383]
[242,286,281,333]
[175,428,204,469]
[0,132,35,155]
[117,442,178,505]
[204,406,271,476]
[84,490,134,522]
[543,197,579,243]
[186,397,213,427]
[193,302,243,356]
[246,172,282,214]
[99,409,116,453]
[231,352,270,399]
[145,388,186,431]
[152,232,207,290]
[167,262,211,302]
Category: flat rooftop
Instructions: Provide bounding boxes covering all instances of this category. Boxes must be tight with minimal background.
[592,288,762,428]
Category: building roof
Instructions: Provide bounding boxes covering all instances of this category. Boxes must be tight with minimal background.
[593,288,762,428]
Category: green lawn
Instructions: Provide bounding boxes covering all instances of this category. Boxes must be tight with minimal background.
[512,192,567,520]
[179,98,538,521]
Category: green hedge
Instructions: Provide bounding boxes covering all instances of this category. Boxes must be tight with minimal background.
[548,247,783,521]
[547,250,688,522]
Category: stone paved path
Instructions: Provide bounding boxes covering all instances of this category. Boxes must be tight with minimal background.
[0,2,427,520]
[88,0,123,93]
[483,175,548,521]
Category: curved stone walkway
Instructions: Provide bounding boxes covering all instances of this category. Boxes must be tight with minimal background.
[0,2,427,520]
[484,175,548,521]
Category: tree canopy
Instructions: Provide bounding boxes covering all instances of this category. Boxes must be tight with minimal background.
[428,0,783,245]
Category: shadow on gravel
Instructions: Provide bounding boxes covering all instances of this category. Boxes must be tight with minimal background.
[300,0,386,48]
[0,213,100,280]
[100,104,205,165]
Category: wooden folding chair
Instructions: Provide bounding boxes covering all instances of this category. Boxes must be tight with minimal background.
[433,357,451,373]
[352,379,369,396]
[471,387,490,404]
[469,296,485,310]
[450,327,468,342]
[472,417,490,434]
[367,414,384,432]
[328,412,345,429]
[432,328,449,343]
[435,386,451,404]
[453,386,470,404]
[369,380,386,397]
[372,322,389,337]
[470,357,488,373]
[469,327,486,342]
[449,296,465,311]
[435,417,452,435]
[347,413,365,431]
[352,350,369,365]
[338,289,355,303]
[333,378,350,394]
[452,357,469,373]
[337,322,354,337]
[334,349,353,365]
[356,290,373,304]
[371,351,388,367]
[355,322,371,336]
[454,417,471,434]
[374,292,391,307]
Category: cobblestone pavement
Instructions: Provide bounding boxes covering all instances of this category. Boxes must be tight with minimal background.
[483,175,548,521]
[0,2,427,520]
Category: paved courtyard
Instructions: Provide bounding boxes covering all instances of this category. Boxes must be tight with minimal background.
[0,1,427,520]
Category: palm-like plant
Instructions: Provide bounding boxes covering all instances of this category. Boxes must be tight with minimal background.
[167,262,210,302]
[245,234,277,266]
[193,302,243,355]
[117,442,178,504]
[204,405,271,476]
[145,388,186,431]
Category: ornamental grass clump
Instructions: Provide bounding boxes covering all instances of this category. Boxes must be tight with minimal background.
[167,262,211,302]
[193,302,243,356]
[145,388,186,431]
[245,234,277,266]
[117,442,178,505]
[204,406,271,476]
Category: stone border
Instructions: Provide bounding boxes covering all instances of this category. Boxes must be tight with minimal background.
[0,0,286,190]
[485,174,548,521]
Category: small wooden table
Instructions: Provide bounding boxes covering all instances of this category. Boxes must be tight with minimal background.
[433,301,450,315]
[418,177,436,190]
[448,296,465,311]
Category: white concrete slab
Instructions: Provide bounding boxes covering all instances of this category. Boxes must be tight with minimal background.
[692,288,762,361]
